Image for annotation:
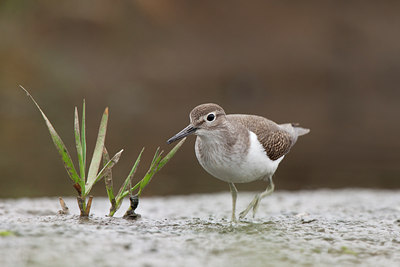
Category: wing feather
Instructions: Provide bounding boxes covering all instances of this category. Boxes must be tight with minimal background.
[227,114,295,160]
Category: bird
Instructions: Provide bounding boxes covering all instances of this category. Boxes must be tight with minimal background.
[167,103,309,221]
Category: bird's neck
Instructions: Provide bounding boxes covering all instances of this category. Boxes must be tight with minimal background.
[197,122,235,144]
[197,121,249,152]
[195,121,250,164]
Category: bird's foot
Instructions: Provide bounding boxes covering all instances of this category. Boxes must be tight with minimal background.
[238,210,248,220]
[239,194,261,220]
[230,209,237,222]
[231,215,237,223]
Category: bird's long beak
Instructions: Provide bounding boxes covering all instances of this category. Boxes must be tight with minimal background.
[167,124,197,144]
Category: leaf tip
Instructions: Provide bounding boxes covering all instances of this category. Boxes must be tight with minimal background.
[105,107,109,115]
[19,85,29,96]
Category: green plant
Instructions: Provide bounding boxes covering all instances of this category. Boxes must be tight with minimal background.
[104,138,186,217]
[20,86,122,216]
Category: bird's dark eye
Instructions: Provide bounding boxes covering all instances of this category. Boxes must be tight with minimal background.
[207,113,215,121]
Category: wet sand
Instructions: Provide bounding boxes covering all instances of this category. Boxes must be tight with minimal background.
[1,189,400,267]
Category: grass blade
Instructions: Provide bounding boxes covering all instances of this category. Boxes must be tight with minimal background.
[119,152,162,200]
[19,85,81,185]
[96,149,123,183]
[74,107,85,189]
[103,148,114,204]
[117,148,145,200]
[119,138,186,199]
[81,99,87,181]
[139,137,186,195]
[138,154,162,195]
[109,148,144,216]
[150,147,161,166]
[86,107,108,190]
[157,137,186,171]
[85,148,122,196]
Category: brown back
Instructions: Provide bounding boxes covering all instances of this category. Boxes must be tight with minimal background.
[227,114,295,160]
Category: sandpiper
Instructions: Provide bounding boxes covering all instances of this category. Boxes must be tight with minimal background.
[167,103,309,221]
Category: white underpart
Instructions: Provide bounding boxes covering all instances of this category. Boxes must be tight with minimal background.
[195,130,284,183]
[245,131,284,181]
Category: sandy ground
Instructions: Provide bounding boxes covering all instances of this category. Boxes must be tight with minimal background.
[1,189,400,267]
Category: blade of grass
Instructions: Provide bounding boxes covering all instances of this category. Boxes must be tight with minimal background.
[150,147,161,166]
[95,149,123,183]
[85,148,123,196]
[19,85,81,185]
[138,137,186,195]
[137,154,162,196]
[120,181,141,200]
[118,155,161,200]
[103,148,114,204]
[157,137,186,171]
[116,148,145,200]
[119,137,187,199]
[86,107,108,190]
[81,99,86,182]
[74,107,85,190]
[109,148,144,216]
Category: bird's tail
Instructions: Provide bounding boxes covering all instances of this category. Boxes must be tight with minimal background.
[292,124,310,136]
[280,123,310,137]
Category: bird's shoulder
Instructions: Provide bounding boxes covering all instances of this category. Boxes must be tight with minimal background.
[227,114,295,160]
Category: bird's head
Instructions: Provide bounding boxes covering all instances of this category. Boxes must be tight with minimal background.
[167,103,226,144]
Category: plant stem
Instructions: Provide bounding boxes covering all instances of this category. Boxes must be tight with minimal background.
[77,196,87,216]
[58,197,69,215]
[86,195,93,215]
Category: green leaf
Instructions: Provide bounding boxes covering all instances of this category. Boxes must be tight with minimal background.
[19,85,81,185]
[111,148,144,215]
[96,149,123,183]
[120,138,186,199]
[85,148,122,196]
[81,99,87,182]
[157,137,186,171]
[119,150,161,200]
[137,154,161,195]
[74,107,85,189]
[103,148,114,203]
[141,138,186,193]
[143,138,189,197]
[116,148,144,201]
[150,147,161,166]
[0,230,14,237]
[85,107,108,191]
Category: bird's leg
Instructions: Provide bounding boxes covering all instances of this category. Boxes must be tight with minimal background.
[239,176,275,220]
[228,183,238,222]
[252,177,275,217]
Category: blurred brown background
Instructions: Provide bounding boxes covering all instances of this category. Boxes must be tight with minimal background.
[1,1,399,198]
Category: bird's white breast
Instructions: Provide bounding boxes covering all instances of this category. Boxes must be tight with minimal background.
[195,131,284,183]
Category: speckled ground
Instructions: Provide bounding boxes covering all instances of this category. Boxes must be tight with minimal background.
[1,189,400,267]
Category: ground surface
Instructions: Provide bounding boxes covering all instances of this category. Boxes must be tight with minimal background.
[1,189,400,267]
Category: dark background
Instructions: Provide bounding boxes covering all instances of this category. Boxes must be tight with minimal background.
[1,1,399,198]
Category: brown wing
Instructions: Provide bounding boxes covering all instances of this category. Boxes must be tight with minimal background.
[227,114,295,160]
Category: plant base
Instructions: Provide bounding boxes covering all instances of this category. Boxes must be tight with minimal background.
[123,195,141,220]
[77,195,93,217]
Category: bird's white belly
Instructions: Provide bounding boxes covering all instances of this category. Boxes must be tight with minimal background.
[195,131,284,183]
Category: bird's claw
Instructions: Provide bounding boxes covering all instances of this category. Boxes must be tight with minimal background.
[238,194,261,220]
[238,210,248,220]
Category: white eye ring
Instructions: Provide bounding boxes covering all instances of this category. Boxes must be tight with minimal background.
[205,112,216,122]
